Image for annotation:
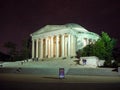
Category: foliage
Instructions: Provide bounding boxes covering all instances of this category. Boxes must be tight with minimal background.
[4,42,17,60]
[79,32,116,66]
[76,50,81,58]
[3,37,32,61]
[112,47,120,63]
[0,51,11,61]
[79,44,94,56]
[20,37,32,59]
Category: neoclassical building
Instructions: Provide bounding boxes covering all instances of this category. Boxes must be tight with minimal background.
[30,23,99,59]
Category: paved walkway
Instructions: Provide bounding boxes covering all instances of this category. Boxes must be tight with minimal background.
[0,59,120,90]
[1,75,120,90]
[0,73,120,83]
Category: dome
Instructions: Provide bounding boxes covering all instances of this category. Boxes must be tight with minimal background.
[65,23,88,32]
[65,23,83,28]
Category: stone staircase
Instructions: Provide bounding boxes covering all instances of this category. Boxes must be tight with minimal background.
[0,67,119,76]
[40,57,74,61]
[0,58,119,76]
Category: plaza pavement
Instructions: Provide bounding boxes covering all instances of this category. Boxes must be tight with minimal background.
[0,73,120,83]
[0,73,120,90]
[0,59,120,90]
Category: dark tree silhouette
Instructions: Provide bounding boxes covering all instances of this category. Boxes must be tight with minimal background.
[20,37,32,60]
[4,42,17,60]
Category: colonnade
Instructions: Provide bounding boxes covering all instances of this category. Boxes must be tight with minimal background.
[32,34,76,59]
[83,38,96,47]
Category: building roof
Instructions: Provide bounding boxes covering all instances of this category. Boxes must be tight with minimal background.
[65,23,83,28]
[31,23,88,36]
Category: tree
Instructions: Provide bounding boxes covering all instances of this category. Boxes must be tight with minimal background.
[79,32,116,66]
[20,37,32,59]
[112,47,120,67]
[100,32,116,60]
[76,50,81,65]
[4,42,17,60]
[80,44,95,56]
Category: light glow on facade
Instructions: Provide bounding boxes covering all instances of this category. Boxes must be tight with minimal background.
[30,23,99,59]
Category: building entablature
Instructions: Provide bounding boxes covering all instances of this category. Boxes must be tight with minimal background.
[31,29,77,40]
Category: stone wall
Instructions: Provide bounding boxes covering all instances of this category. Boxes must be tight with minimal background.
[80,56,104,67]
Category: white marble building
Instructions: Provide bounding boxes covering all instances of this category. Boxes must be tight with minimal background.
[30,23,99,59]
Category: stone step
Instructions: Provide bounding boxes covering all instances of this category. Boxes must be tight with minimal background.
[0,67,119,76]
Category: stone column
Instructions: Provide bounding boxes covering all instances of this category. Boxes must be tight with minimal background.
[50,36,54,57]
[61,35,65,57]
[38,39,40,58]
[36,39,39,58]
[48,38,51,58]
[70,35,74,56]
[68,34,71,57]
[45,37,48,58]
[65,37,67,57]
[32,39,35,58]
[56,35,59,58]
[39,39,41,59]
[86,38,89,45]
[40,38,43,59]
[85,39,87,46]
[73,36,76,56]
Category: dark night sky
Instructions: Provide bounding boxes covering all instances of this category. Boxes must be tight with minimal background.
[0,0,120,53]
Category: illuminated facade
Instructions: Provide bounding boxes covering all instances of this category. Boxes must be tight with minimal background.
[30,23,99,59]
